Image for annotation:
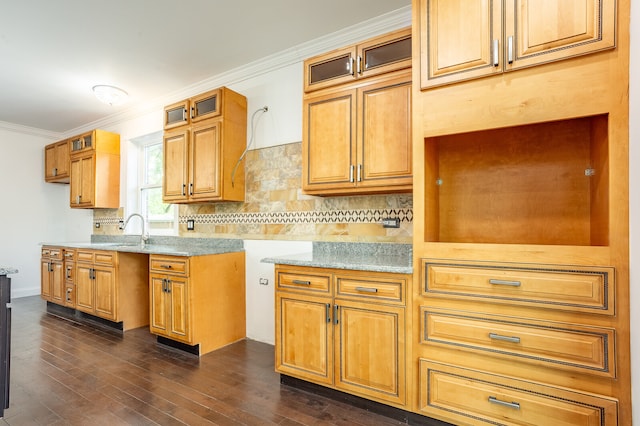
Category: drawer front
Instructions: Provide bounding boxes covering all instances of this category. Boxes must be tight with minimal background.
[419,360,618,426]
[421,308,615,377]
[150,255,189,276]
[276,268,331,294]
[93,251,115,266]
[335,274,405,303]
[422,260,615,315]
[46,247,63,261]
[76,250,94,263]
[63,249,76,262]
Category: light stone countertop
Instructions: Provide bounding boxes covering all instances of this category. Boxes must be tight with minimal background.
[262,242,412,274]
[41,236,244,257]
[0,267,18,275]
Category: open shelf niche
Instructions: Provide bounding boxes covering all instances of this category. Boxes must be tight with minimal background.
[423,114,609,246]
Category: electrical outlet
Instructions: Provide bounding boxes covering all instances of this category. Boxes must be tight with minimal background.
[259,278,269,286]
[187,219,195,231]
[95,222,100,229]
[118,220,124,230]
[381,217,400,228]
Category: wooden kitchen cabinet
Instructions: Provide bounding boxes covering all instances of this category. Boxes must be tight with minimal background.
[304,27,411,93]
[44,139,70,183]
[149,252,245,356]
[69,129,120,208]
[40,246,64,304]
[419,0,617,89]
[302,70,412,195]
[74,249,149,331]
[275,265,409,408]
[63,248,75,308]
[162,87,247,203]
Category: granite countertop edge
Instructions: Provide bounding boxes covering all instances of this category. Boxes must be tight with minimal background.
[41,237,244,257]
[261,242,413,274]
[0,267,18,275]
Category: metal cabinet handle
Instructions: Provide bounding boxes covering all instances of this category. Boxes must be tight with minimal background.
[53,167,58,176]
[489,333,521,344]
[492,39,499,67]
[166,279,171,293]
[356,56,362,74]
[326,303,331,323]
[182,184,186,196]
[334,305,339,325]
[355,286,378,293]
[507,36,514,64]
[349,165,354,183]
[489,279,521,287]
[348,56,354,76]
[292,279,311,286]
[488,396,520,410]
[357,164,362,182]
[190,106,195,120]
[189,183,193,196]
[182,108,188,122]
[160,265,173,269]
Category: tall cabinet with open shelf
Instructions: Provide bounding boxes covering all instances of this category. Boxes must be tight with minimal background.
[411,0,629,425]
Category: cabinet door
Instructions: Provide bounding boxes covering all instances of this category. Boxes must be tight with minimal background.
[164,99,189,130]
[190,89,221,123]
[75,264,94,313]
[149,275,168,335]
[45,141,70,182]
[504,0,617,71]
[419,0,502,89]
[41,259,52,300]
[334,299,405,405]
[275,292,333,385]
[357,74,412,190]
[168,278,190,341]
[163,129,189,202]
[189,120,221,201]
[357,28,412,80]
[302,88,356,193]
[304,46,357,92]
[50,261,65,305]
[94,266,116,321]
[70,154,95,207]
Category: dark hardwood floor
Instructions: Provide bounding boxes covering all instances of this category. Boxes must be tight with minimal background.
[2,296,409,426]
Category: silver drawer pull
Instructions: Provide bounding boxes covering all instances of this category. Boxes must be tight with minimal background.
[489,333,521,344]
[488,396,520,410]
[160,264,173,269]
[355,286,378,293]
[292,279,311,286]
[489,279,521,287]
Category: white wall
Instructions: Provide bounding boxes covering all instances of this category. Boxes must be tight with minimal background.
[629,0,639,422]
[0,126,93,298]
[244,240,312,344]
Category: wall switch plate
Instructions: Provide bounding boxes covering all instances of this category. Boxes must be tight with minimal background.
[259,278,269,286]
[382,217,400,228]
[187,219,195,231]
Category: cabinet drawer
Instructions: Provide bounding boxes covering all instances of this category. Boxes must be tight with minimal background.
[44,247,63,261]
[422,260,615,315]
[76,250,94,263]
[150,255,189,276]
[336,274,405,303]
[419,360,618,426]
[421,308,615,378]
[63,249,75,262]
[94,251,115,266]
[276,268,331,294]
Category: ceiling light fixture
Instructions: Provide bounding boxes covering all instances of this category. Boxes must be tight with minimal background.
[92,84,128,106]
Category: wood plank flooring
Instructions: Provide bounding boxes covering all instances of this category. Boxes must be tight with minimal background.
[2,296,409,426]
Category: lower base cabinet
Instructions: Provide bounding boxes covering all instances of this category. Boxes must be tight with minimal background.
[149,252,246,356]
[74,250,149,331]
[275,265,409,408]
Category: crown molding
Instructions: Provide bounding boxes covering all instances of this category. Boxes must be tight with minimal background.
[62,5,411,137]
[0,120,62,140]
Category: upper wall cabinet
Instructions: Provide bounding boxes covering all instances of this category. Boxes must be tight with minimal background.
[162,87,247,203]
[304,28,412,93]
[69,129,120,209]
[44,139,70,183]
[419,0,617,90]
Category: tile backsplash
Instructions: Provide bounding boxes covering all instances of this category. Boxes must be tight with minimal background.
[94,142,412,243]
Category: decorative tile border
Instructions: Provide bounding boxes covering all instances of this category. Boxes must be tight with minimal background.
[180,208,413,225]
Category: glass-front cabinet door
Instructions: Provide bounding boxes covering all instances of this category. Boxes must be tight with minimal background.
[164,100,189,130]
[190,89,221,123]
[70,131,94,153]
[358,28,412,79]
[304,46,357,92]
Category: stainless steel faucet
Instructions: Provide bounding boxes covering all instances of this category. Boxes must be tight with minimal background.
[123,213,149,246]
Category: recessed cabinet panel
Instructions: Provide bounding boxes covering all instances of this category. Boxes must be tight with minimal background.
[191,89,221,123]
[164,100,189,130]
[163,130,189,202]
[189,121,221,200]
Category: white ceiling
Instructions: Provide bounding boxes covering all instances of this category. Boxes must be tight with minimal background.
[0,0,411,135]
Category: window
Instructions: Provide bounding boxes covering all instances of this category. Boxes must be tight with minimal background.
[128,132,177,236]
